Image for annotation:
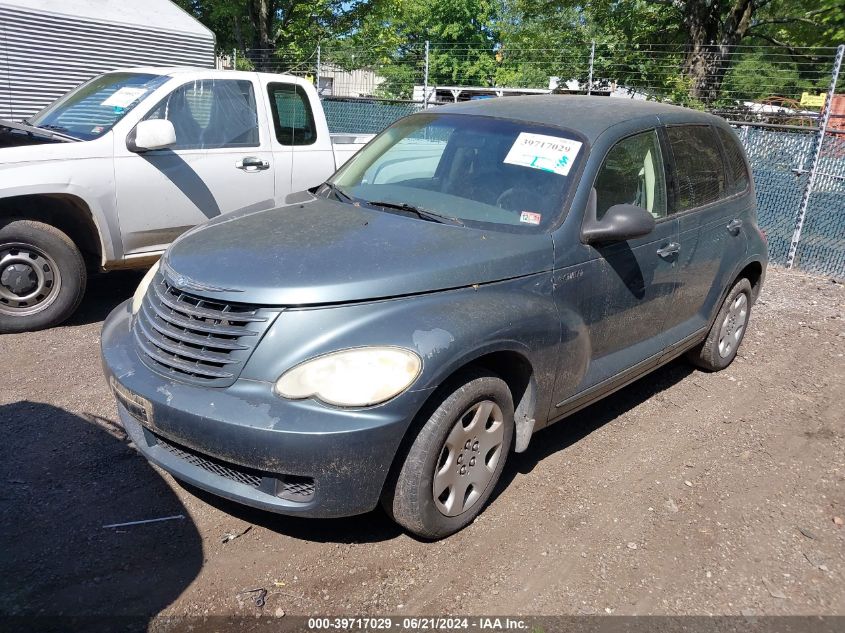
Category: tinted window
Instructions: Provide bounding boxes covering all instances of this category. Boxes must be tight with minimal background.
[716,127,750,195]
[667,125,726,211]
[331,113,584,231]
[268,83,316,145]
[595,130,667,220]
[145,79,259,150]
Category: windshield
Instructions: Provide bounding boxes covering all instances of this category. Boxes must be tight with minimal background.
[28,72,170,141]
[330,113,585,231]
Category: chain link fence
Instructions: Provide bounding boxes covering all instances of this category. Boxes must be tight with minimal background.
[241,42,845,277]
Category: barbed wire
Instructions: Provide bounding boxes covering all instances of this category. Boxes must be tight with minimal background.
[236,41,840,127]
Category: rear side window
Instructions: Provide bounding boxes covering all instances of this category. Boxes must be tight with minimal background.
[594,129,668,220]
[667,126,727,211]
[145,79,259,150]
[268,83,316,145]
[716,127,750,195]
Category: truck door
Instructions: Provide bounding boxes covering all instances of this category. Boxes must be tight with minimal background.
[114,76,276,255]
[264,79,338,194]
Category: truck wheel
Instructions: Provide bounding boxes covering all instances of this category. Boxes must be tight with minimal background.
[687,278,753,372]
[0,219,87,333]
[385,368,514,539]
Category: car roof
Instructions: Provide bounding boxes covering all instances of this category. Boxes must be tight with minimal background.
[434,95,721,142]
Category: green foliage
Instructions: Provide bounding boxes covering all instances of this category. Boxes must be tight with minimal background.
[721,53,829,103]
[175,0,843,104]
[331,0,501,97]
[174,0,373,58]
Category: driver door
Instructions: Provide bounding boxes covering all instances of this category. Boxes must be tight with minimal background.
[114,77,276,255]
[577,129,680,388]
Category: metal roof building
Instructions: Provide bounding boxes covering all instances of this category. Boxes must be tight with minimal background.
[0,0,215,120]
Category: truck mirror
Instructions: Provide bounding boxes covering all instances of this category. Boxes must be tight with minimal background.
[127,120,176,152]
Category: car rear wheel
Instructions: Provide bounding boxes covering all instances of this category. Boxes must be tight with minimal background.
[687,277,753,371]
[0,219,86,333]
[385,368,514,539]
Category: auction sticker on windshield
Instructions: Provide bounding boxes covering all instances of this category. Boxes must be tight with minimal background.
[504,132,582,176]
[101,87,148,108]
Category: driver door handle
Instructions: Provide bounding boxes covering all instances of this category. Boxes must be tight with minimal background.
[236,156,270,171]
[727,218,743,235]
[656,242,681,259]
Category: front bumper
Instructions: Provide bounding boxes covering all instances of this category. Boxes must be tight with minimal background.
[101,300,425,518]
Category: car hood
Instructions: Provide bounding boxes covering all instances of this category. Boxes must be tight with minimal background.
[163,195,554,306]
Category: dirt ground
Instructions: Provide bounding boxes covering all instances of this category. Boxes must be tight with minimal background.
[1,266,843,622]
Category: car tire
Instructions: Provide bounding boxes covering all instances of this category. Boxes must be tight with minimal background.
[687,277,753,372]
[0,219,87,333]
[385,367,514,539]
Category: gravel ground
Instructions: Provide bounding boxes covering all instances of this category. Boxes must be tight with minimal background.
[1,265,843,620]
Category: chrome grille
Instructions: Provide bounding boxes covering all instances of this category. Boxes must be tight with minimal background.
[134,273,277,386]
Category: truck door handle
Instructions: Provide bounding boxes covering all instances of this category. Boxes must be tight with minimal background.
[236,157,270,171]
[727,219,743,235]
[656,242,681,259]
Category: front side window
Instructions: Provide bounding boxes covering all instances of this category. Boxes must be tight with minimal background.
[594,130,667,220]
[716,127,750,195]
[330,113,585,231]
[268,83,316,145]
[144,79,259,150]
[667,125,727,211]
[28,72,169,141]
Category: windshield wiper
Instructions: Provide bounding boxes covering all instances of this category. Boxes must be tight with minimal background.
[365,200,465,226]
[28,122,82,142]
[321,182,354,203]
[1,118,81,142]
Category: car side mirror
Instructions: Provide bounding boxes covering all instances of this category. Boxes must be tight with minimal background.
[581,189,656,244]
[127,119,176,152]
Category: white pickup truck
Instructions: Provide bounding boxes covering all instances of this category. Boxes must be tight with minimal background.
[0,68,373,332]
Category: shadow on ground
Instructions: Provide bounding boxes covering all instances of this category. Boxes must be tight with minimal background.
[179,482,404,544]
[0,402,202,622]
[66,270,146,327]
[180,360,696,543]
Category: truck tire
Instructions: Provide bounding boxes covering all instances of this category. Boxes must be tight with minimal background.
[0,219,87,333]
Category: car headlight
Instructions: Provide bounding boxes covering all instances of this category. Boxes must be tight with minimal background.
[274,347,422,407]
[131,260,160,315]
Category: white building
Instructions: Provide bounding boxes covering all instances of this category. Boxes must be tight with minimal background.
[0,0,215,120]
[318,64,385,98]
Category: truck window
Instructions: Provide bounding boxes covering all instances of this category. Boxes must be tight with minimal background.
[715,127,750,195]
[28,72,168,141]
[268,83,316,146]
[594,130,667,220]
[667,125,727,211]
[144,79,259,150]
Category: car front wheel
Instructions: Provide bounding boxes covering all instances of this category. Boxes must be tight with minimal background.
[385,368,514,539]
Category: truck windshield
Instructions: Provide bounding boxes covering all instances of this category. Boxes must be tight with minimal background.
[28,72,169,141]
[330,113,585,231]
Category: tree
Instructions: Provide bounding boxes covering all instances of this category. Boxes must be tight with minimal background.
[634,1,842,102]
[499,1,843,103]
[336,0,500,98]
[175,0,373,68]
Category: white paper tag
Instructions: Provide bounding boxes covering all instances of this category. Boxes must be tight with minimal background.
[101,87,148,108]
[504,132,582,176]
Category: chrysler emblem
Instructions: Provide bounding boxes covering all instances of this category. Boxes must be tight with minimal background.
[161,260,243,293]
